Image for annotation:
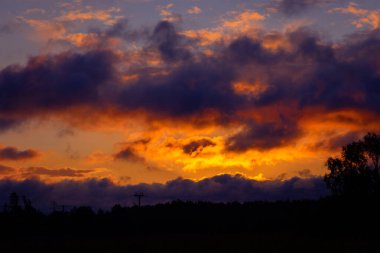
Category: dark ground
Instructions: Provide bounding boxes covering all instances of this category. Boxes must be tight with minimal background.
[2,234,377,253]
[1,199,379,252]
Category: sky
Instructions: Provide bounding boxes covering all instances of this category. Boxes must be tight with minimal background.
[0,0,380,206]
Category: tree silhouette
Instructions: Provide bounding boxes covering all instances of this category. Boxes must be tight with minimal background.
[364,133,380,171]
[324,133,380,197]
[8,192,22,214]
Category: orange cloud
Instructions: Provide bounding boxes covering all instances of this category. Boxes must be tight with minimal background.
[20,6,124,48]
[22,18,67,42]
[85,151,113,164]
[65,33,99,47]
[233,80,269,98]
[182,10,265,46]
[0,164,114,183]
[159,3,181,23]
[182,29,223,46]
[187,6,202,15]
[222,10,265,30]
[57,7,122,25]
[330,3,380,29]
[330,3,368,16]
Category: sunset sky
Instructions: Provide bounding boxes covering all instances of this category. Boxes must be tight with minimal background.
[0,0,380,201]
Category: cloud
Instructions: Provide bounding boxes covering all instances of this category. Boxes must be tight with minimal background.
[0,118,20,132]
[57,128,75,138]
[0,49,117,125]
[22,18,67,42]
[56,7,122,25]
[0,164,15,174]
[113,138,151,163]
[150,21,192,62]
[0,174,328,211]
[187,6,202,15]
[20,167,94,178]
[330,3,380,29]
[114,147,144,162]
[85,151,113,164]
[183,139,216,157]
[0,146,39,161]
[66,19,150,49]
[182,29,223,46]
[182,9,266,47]
[298,169,314,178]
[117,64,241,121]
[0,23,15,36]
[226,36,277,64]
[101,19,149,42]
[1,20,380,152]
[130,138,151,146]
[279,0,335,16]
[159,3,181,23]
[24,8,47,15]
[327,132,363,150]
[225,119,301,152]
[20,6,124,44]
[311,131,363,151]
[221,10,265,31]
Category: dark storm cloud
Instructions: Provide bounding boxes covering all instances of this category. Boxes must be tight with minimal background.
[183,139,216,156]
[327,132,362,150]
[0,146,39,161]
[296,32,380,113]
[278,0,335,16]
[118,57,241,117]
[98,20,190,62]
[0,174,328,211]
[88,19,150,48]
[20,167,93,178]
[312,131,363,151]
[226,36,281,64]
[114,147,144,162]
[0,49,116,117]
[105,19,148,41]
[150,21,192,62]
[225,119,301,152]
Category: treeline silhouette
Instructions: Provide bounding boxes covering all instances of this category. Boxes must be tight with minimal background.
[2,193,380,252]
[1,193,380,252]
[1,192,380,236]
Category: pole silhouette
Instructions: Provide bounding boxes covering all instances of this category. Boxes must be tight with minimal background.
[134,192,144,207]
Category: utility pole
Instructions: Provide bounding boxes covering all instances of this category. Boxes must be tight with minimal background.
[134,192,144,207]
[52,201,57,212]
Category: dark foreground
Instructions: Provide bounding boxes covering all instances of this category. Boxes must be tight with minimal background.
[1,199,380,252]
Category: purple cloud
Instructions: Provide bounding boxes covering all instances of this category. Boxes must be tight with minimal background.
[0,146,39,161]
[0,174,328,211]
